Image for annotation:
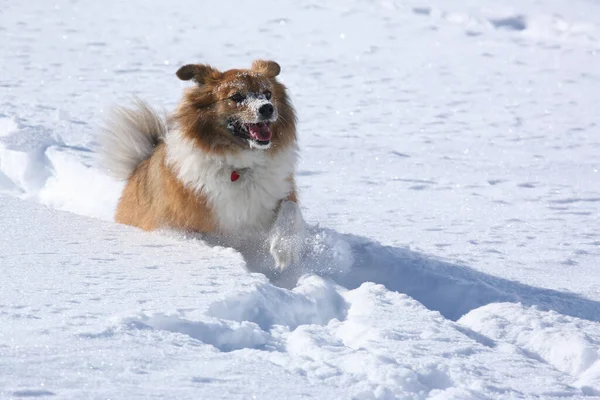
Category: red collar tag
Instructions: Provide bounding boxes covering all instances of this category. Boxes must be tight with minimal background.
[231,170,240,182]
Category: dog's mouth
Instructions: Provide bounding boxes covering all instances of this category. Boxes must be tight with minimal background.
[228,121,273,149]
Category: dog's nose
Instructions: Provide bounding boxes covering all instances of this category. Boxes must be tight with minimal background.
[259,103,274,119]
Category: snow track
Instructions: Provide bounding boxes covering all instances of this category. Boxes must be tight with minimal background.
[2,0,600,398]
[1,190,599,397]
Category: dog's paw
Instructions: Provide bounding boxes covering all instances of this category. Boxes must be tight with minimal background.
[269,234,302,271]
[268,200,306,271]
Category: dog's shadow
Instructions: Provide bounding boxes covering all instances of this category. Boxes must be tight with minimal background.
[214,225,600,323]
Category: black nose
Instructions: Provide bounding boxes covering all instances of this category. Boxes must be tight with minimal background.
[258,103,274,119]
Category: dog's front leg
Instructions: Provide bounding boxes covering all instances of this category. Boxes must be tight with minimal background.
[269,200,306,271]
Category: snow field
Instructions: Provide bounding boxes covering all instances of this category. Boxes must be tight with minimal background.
[2,193,599,398]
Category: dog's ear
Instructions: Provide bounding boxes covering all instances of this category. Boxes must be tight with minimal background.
[251,60,281,78]
[176,64,222,84]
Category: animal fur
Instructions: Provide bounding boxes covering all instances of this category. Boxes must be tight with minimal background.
[99,60,305,269]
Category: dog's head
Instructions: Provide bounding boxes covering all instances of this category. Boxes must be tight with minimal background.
[174,60,296,153]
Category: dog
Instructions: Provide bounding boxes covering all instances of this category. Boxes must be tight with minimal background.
[99,60,305,270]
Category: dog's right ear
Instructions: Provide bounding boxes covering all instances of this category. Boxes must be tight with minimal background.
[176,64,222,84]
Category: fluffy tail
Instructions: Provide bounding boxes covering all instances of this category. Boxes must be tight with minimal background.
[98,99,167,180]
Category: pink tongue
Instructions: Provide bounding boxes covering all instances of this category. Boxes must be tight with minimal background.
[247,123,272,141]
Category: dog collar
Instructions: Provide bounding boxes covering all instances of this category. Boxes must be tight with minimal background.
[231,170,240,182]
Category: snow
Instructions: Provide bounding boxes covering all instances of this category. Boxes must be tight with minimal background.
[459,303,600,395]
[1,0,600,398]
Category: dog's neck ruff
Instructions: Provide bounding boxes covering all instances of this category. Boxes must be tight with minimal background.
[165,130,298,234]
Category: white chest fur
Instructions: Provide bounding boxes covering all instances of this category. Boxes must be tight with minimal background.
[165,131,298,234]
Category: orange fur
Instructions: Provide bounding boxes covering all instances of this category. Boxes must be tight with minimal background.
[115,144,217,231]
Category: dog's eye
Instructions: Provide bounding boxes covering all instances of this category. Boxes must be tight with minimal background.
[264,91,272,100]
[230,93,246,103]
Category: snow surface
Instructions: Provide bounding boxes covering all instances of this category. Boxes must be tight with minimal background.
[1,0,600,398]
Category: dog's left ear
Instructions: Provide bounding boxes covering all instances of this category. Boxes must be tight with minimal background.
[176,64,222,84]
[251,60,281,78]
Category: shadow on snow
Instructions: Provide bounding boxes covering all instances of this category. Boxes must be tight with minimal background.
[233,226,600,323]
